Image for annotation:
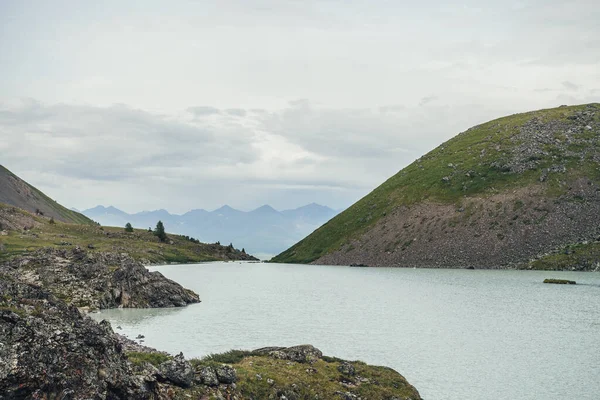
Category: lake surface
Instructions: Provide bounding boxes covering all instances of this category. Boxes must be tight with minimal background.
[92,262,600,400]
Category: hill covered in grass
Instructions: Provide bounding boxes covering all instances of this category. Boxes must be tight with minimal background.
[0,165,94,225]
[273,103,600,270]
[0,203,257,263]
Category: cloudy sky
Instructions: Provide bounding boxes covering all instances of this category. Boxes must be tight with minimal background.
[1,0,598,213]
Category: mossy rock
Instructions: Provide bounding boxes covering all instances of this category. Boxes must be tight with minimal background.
[181,345,422,400]
[543,279,576,285]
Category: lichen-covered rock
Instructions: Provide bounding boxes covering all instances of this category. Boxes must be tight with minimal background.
[338,362,356,376]
[157,353,194,388]
[0,247,200,310]
[254,344,323,363]
[0,278,154,399]
[197,366,219,386]
[215,365,237,384]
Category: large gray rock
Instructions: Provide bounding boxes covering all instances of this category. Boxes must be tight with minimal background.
[254,345,323,363]
[158,352,194,388]
[198,366,219,386]
[216,365,237,384]
[0,278,153,399]
[0,247,200,310]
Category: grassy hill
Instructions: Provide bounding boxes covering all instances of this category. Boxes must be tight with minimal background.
[0,165,94,225]
[272,103,600,270]
[0,203,256,263]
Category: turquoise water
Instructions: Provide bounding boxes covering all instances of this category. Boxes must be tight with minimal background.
[92,262,600,400]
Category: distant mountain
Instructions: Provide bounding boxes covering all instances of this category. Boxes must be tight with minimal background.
[0,165,94,225]
[82,203,338,257]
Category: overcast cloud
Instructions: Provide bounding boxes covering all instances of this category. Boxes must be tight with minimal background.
[0,0,599,213]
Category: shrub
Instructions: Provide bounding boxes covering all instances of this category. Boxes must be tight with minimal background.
[202,349,258,364]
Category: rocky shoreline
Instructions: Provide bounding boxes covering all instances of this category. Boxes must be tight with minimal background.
[0,248,422,399]
[1,247,200,311]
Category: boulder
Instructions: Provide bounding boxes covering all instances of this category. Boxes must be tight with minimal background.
[337,362,356,376]
[254,345,323,363]
[198,366,219,386]
[216,365,237,384]
[157,352,194,388]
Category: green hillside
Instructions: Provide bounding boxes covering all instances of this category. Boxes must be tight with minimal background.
[272,103,600,266]
[0,165,94,225]
[0,203,256,263]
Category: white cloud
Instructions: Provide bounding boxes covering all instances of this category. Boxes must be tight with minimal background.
[0,0,599,212]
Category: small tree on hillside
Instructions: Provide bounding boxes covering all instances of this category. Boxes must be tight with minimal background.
[154,220,167,242]
[124,222,134,232]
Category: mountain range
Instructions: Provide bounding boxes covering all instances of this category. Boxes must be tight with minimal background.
[82,203,338,258]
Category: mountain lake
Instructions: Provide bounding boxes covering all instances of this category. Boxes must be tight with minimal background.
[92,262,600,400]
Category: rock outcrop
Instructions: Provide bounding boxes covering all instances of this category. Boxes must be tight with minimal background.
[1,247,200,310]
[254,344,324,363]
[157,353,195,388]
[0,278,152,399]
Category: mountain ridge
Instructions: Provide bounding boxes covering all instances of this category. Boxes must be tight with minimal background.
[0,165,94,225]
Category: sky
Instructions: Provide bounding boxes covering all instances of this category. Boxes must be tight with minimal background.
[0,0,599,213]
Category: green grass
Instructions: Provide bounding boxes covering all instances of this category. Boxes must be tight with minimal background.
[183,350,420,400]
[0,203,250,263]
[126,352,172,367]
[0,305,27,317]
[527,242,600,271]
[200,349,259,364]
[272,103,600,264]
[233,356,417,399]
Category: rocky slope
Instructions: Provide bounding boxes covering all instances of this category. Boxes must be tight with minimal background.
[1,247,200,310]
[273,103,600,270]
[0,165,94,225]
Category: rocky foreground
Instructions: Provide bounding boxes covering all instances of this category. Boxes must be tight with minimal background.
[0,249,421,399]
